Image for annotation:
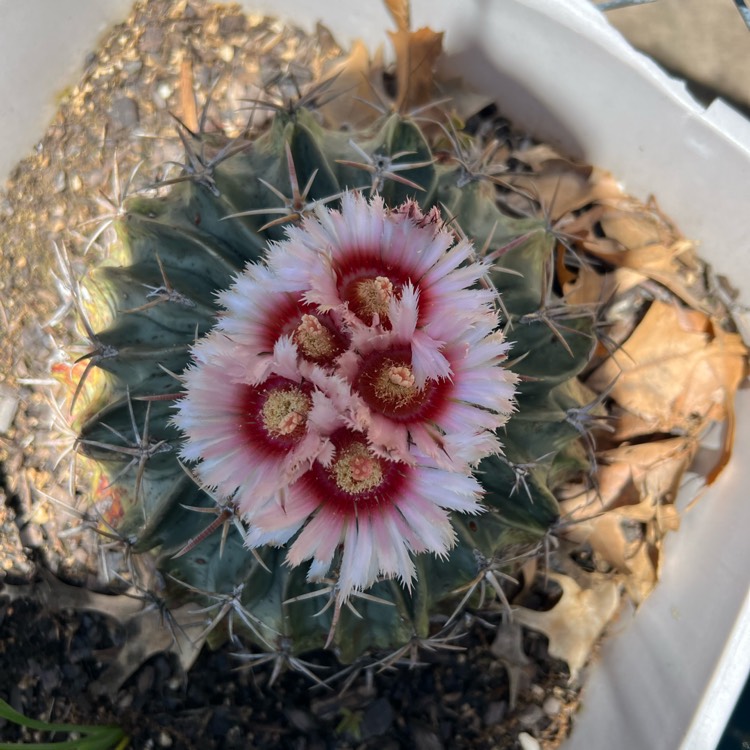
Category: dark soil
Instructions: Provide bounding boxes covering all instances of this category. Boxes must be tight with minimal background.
[0,586,576,749]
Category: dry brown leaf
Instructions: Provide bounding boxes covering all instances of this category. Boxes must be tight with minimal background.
[610,408,662,442]
[558,439,694,600]
[559,438,693,516]
[584,238,707,310]
[556,244,577,288]
[504,168,621,221]
[588,300,748,438]
[513,573,620,681]
[560,495,660,602]
[597,438,697,499]
[384,0,410,31]
[575,200,708,309]
[320,40,387,129]
[558,197,710,312]
[511,143,585,173]
[563,264,643,309]
[706,407,736,486]
[599,205,675,249]
[385,0,443,112]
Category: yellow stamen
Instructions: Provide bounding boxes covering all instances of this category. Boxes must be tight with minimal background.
[356,275,394,321]
[373,361,418,408]
[294,314,337,359]
[333,442,383,494]
[261,387,310,437]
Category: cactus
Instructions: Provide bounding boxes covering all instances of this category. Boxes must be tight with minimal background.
[63,22,603,670]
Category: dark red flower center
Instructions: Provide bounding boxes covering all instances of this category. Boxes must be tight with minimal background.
[334,250,415,326]
[239,375,312,455]
[341,273,396,324]
[258,292,349,367]
[354,347,449,422]
[292,313,347,366]
[300,429,409,515]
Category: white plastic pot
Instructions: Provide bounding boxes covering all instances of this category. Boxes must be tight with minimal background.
[1,2,748,749]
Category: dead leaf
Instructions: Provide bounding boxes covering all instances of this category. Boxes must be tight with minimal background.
[558,439,694,601]
[563,264,644,310]
[1,571,205,698]
[557,438,693,516]
[513,573,620,681]
[504,168,621,221]
[90,603,203,698]
[583,238,707,310]
[384,0,410,31]
[385,0,443,112]
[588,300,748,439]
[511,144,586,173]
[320,41,388,129]
[597,438,696,499]
[599,204,675,249]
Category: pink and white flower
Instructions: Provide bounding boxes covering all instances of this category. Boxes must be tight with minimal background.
[173,191,518,602]
[243,429,484,594]
[174,336,342,508]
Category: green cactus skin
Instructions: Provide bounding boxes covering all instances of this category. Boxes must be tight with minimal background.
[71,98,599,666]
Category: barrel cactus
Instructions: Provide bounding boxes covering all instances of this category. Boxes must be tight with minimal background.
[62,21,603,671]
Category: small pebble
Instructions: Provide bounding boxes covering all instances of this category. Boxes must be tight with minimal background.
[361,697,394,738]
[117,692,134,710]
[19,523,43,549]
[123,60,143,76]
[156,82,174,101]
[52,171,67,193]
[483,700,507,726]
[0,384,19,433]
[518,732,541,750]
[218,44,235,63]
[84,168,105,188]
[518,704,544,729]
[543,695,562,717]
[137,665,155,693]
[139,26,163,54]
[110,96,139,129]
[285,707,316,733]
[219,14,246,35]
[412,725,444,750]
[530,684,546,702]
[40,668,62,692]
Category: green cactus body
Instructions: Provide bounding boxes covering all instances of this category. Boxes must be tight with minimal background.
[71,89,597,665]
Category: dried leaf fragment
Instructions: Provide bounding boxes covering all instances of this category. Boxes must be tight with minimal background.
[90,602,203,698]
[505,147,621,220]
[0,572,205,698]
[385,0,443,112]
[513,573,620,681]
[321,41,388,129]
[588,300,748,440]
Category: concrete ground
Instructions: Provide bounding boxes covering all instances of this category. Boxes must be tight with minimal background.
[605,0,750,115]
